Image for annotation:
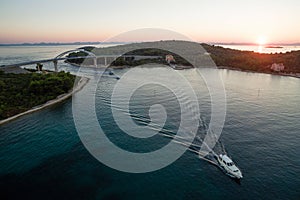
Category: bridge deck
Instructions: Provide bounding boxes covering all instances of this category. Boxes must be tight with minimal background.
[0,55,162,68]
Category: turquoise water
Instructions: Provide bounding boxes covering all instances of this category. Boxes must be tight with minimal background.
[1,46,300,199]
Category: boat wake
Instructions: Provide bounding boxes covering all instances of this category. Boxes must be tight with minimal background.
[107,104,228,171]
[99,81,242,179]
[137,115,243,180]
[128,113,225,165]
[157,118,224,167]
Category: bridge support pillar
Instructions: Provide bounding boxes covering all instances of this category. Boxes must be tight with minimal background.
[53,60,58,72]
[93,57,97,68]
[104,57,107,66]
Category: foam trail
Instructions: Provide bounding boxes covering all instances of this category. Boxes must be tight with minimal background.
[106,99,221,166]
[171,140,218,165]
[141,113,221,159]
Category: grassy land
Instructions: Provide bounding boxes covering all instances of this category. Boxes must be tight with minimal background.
[0,70,75,120]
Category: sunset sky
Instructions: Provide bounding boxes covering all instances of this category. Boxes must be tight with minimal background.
[0,0,299,44]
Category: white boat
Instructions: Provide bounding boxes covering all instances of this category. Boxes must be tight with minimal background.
[217,154,243,179]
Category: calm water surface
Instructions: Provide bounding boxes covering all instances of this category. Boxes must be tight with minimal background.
[219,44,300,54]
[0,46,299,200]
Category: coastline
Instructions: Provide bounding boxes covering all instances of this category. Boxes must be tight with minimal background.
[67,60,300,79]
[0,76,89,125]
[69,62,300,79]
[217,66,300,79]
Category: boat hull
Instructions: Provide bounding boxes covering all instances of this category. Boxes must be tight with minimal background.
[216,155,243,179]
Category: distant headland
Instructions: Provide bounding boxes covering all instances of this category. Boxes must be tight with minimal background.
[1,41,299,46]
[65,41,300,74]
[0,42,127,46]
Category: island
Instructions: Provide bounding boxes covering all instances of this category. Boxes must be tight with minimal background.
[265,45,283,49]
[2,41,298,123]
[66,47,193,69]
[66,42,300,76]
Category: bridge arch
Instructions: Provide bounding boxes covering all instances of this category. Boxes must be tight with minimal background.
[55,48,96,59]
[53,48,97,71]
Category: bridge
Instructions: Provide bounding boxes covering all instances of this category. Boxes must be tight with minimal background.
[0,48,163,72]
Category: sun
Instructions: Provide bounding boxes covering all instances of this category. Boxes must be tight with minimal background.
[256,36,267,45]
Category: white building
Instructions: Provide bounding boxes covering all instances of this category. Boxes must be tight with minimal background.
[270,63,285,72]
[165,55,175,63]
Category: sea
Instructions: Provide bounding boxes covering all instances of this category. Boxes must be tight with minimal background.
[0,44,299,200]
[219,44,300,54]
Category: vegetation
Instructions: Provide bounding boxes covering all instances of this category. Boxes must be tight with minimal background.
[201,44,300,73]
[66,47,192,67]
[114,48,192,67]
[65,46,95,65]
[66,43,300,73]
[0,70,75,120]
[66,51,89,65]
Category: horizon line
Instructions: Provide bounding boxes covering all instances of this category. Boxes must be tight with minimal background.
[0,41,300,46]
